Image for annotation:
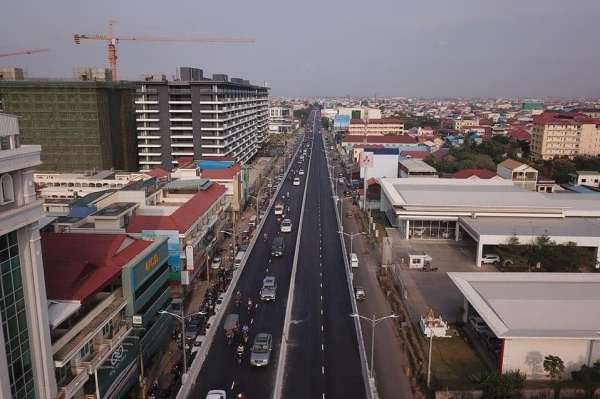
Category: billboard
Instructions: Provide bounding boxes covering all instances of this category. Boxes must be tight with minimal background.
[141,230,181,282]
[333,115,350,132]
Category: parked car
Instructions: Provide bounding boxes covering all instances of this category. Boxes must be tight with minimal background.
[481,254,501,265]
[241,239,250,252]
[468,316,488,334]
[250,333,273,367]
[413,227,426,237]
[354,286,366,300]
[210,257,222,270]
[215,293,226,313]
[185,319,202,340]
[441,230,453,239]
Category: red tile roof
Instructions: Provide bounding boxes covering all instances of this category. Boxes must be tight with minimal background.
[401,151,431,159]
[342,135,416,145]
[144,168,170,179]
[201,163,242,180]
[507,128,532,140]
[350,118,404,125]
[41,233,153,301]
[177,156,194,167]
[353,144,385,149]
[452,169,499,179]
[127,182,227,234]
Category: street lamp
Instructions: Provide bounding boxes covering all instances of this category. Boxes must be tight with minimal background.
[349,313,400,381]
[158,309,206,381]
[332,196,353,232]
[338,231,367,259]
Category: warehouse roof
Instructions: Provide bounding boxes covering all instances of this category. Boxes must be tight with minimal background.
[448,273,600,339]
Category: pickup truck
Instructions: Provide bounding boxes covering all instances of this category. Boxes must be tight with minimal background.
[354,286,365,301]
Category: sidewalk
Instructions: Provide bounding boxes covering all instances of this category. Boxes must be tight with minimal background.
[142,155,285,398]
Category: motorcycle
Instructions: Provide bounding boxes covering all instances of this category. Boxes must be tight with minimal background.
[247,302,253,315]
[242,331,249,343]
[422,264,438,272]
[237,352,244,365]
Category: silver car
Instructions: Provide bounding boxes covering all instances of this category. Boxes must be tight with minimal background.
[250,333,273,367]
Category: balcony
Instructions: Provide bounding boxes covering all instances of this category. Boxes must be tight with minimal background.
[58,366,89,399]
[79,323,131,373]
[138,150,162,156]
[136,117,159,123]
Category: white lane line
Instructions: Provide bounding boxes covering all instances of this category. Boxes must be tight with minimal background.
[320,295,323,301]
[320,309,323,315]
[266,268,269,272]
[322,343,324,350]
[321,325,323,332]
[231,381,236,390]
[320,283,322,288]
[322,367,325,374]
[251,318,254,324]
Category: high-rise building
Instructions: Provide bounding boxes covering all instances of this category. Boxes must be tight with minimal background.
[0,113,57,398]
[531,112,600,160]
[135,67,269,171]
[0,68,138,172]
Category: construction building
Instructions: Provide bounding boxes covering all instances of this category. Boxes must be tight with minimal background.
[0,113,57,399]
[530,112,600,160]
[0,67,138,172]
[135,67,269,171]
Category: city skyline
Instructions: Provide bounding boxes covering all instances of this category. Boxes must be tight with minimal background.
[1,0,599,98]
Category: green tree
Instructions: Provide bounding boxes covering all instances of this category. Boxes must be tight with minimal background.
[495,232,527,267]
[543,355,565,381]
[571,360,600,398]
[321,117,330,130]
[481,370,525,399]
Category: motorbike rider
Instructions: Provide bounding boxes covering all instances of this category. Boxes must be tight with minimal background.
[263,232,268,242]
[237,343,244,359]
[247,298,253,309]
[242,324,249,334]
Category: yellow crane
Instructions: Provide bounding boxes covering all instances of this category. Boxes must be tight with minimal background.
[0,48,49,58]
[74,20,254,81]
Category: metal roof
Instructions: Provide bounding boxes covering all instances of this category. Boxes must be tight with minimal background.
[449,273,600,339]
[461,216,600,239]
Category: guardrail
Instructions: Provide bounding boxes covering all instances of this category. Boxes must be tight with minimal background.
[177,135,303,399]
[324,134,374,399]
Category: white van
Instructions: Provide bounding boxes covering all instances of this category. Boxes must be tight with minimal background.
[248,215,257,228]
[349,253,359,268]
[234,251,246,270]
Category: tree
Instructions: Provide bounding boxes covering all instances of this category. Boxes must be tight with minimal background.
[321,117,330,130]
[543,355,565,381]
[481,370,525,399]
[495,232,527,267]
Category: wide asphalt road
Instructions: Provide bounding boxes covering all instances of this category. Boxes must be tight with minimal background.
[191,113,319,398]
[282,127,367,398]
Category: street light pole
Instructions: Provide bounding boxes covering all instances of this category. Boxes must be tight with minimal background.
[427,326,434,388]
[350,313,399,381]
[158,310,206,381]
[339,231,367,259]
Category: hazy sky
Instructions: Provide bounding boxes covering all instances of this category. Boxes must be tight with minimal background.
[2,0,599,98]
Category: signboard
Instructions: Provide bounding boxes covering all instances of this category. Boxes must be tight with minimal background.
[359,151,374,168]
[141,230,181,282]
[132,315,142,327]
[185,245,194,271]
[333,115,350,132]
[96,338,139,399]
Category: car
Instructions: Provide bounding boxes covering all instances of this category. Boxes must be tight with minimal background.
[260,277,277,301]
[185,319,202,340]
[210,257,222,270]
[468,316,488,334]
[413,227,426,237]
[293,177,300,186]
[191,333,206,354]
[240,239,250,252]
[354,286,365,300]
[250,332,273,366]
[280,219,292,233]
[343,190,352,197]
[299,169,305,175]
[205,390,226,399]
[480,330,502,353]
[215,293,226,313]
[441,230,453,239]
[481,254,501,265]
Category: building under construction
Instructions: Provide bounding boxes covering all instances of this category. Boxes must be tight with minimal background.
[0,68,137,172]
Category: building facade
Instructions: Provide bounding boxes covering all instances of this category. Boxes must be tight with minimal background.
[135,67,269,171]
[0,72,138,172]
[0,114,57,398]
[348,118,404,135]
[268,106,294,133]
[530,112,600,160]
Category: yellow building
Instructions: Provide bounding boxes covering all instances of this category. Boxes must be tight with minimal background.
[531,113,600,160]
[348,118,404,135]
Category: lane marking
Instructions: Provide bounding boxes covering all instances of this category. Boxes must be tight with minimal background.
[322,367,325,374]
[251,318,254,324]
[321,325,324,332]
[231,381,236,390]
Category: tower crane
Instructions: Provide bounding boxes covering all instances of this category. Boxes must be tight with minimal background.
[74,20,254,82]
[0,48,49,58]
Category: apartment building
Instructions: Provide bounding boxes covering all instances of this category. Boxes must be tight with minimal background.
[0,68,138,172]
[268,106,295,133]
[348,118,404,135]
[452,118,477,131]
[135,67,269,171]
[530,112,600,160]
[0,114,57,398]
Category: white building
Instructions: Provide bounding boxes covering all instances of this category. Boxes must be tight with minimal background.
[0,114,57,398]
[268,106,295,133]
[337,107,382,120]
[378,178,600,265]
[450,272,600,380]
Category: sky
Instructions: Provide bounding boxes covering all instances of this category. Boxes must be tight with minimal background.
[1,0,599,99]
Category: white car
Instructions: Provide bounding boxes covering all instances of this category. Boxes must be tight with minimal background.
[293,177,300,186]
[280,219,292,233]
[206,390,226,399]
[468,316,488,334]
[299,169,305,175]
[481,254,501,265]
[412,227,426,237]
[215,293,226,313]
[210,257,222,270]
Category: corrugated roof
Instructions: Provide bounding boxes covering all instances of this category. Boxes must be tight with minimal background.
[126,182,226,234]
[41,233,153,301]
[144,168,170,179]
[71,189,114,207]
[201,163,241,180]
[498,159,525,171]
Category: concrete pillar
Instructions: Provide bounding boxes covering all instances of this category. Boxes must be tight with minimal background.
[475,240,483,267]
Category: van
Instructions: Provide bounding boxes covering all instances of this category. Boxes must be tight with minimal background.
[349,253,359,268]
[271,237,284,257]
[248,215,257,228]
[234,251,246,270]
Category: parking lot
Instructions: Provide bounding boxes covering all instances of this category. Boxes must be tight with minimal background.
[393,240,496,323]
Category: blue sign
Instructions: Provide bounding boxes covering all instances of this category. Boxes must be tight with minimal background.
[334,115,350,132]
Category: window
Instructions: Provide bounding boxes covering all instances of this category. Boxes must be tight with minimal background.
[80,339,94,360]
[102,320,114,338]
[0,174,14,205]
